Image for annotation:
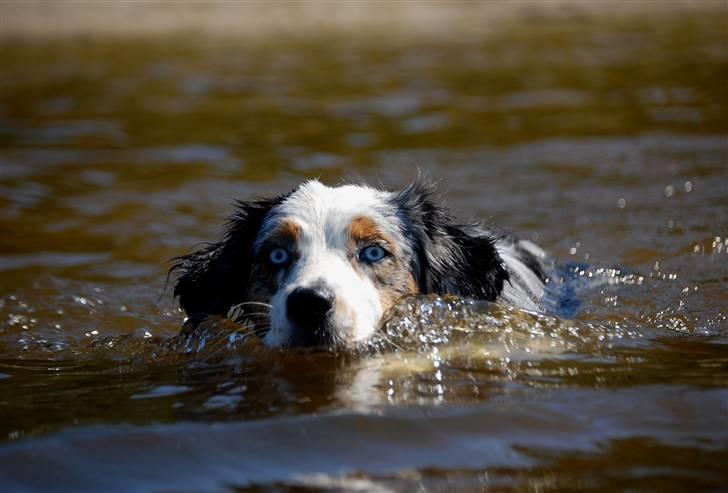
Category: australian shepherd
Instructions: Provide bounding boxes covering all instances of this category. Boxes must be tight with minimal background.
[172,178,549,348]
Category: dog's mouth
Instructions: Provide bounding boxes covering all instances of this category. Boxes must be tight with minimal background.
[225,300,389,350]
[180,295,421,356]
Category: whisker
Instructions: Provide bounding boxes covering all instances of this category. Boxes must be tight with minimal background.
[230,317,270,325]
[229,301,273,311]
[228,311,270,321]
[234,321,267,328]
[232,324,270,334]
[230,323,270,337]
[235,312,271,319]
[227,302,272,323]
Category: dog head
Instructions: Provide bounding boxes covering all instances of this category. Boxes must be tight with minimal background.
[172,178,508,348]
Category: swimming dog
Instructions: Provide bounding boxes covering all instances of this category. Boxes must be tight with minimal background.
[172,179,548,348]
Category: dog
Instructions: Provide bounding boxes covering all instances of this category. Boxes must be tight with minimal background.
[172,178,549,348]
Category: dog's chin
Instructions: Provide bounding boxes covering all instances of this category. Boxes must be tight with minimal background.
[261,321,378,350]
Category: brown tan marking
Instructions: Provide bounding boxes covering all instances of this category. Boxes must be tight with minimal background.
[349,216,390,245]
[349,216,418,311]
[249,218,302,291]
[275,218,302,244]
[349,215,394,276]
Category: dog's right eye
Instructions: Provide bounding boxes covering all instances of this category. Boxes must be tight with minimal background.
[269,248,290,266]
[359,244,387,264]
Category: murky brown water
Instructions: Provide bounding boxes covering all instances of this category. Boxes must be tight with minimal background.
[1,7,727,492]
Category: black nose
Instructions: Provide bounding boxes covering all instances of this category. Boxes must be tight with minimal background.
[286,286,335,346]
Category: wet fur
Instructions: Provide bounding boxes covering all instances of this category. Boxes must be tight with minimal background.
[171,179,547,345]
[172,195,288,316]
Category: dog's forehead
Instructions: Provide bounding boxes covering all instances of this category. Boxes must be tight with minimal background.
[259,181,397,242]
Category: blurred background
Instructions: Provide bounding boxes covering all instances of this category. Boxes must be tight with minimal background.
[0,1,727,491]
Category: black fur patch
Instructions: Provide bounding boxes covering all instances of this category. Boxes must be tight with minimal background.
[171,194,288,316]
[390,178,509,301]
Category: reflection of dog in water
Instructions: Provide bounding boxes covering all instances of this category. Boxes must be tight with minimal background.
[172,178,548,348]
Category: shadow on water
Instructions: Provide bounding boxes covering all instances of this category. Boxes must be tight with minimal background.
[1,2,728,492]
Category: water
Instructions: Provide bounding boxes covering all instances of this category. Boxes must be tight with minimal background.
[1,5,727,492]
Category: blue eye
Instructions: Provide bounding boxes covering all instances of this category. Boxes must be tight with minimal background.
[360,245,387,263]
[269,248,290,265]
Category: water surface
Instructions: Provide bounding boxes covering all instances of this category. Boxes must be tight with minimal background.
[1,7,727,492]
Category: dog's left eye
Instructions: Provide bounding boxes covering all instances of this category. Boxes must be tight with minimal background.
[269,248,290,265]
[360,245,387,263]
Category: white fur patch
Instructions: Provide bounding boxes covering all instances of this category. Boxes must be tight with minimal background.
[496,239,546,311]
[258,181,399,347]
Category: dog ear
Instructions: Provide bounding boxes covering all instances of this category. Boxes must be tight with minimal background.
[392,178,509,301]
[434,224,509,301]
[171,195,285,316]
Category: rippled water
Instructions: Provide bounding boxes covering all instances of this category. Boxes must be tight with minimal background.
[1,7,727,492]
